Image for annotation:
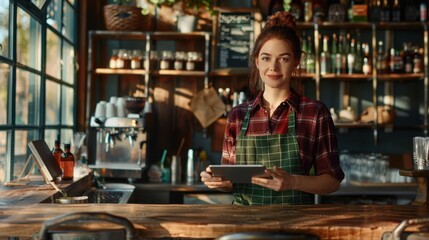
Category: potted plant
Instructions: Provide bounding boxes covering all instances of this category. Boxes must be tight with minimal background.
[104,0,152,31]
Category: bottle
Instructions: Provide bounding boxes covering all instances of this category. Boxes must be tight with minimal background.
[347,38,356,74]
[420,0,427,21]
[303,0,313,22]
[61,143,74,180]
[391,0,401,22]
[289,0,303,21]
[413,47,423,73]
[320,35,331,75]
[369,0,381,22]
[306,35,315,73]
[335,34,343,74]
[362,42,372,75]
[301,32,308,73]
[353,39,363,74]
[376,41,387,74]
[52,140,63,167]
[380,0,390,22]
[403,43,413,73]
[331,33,338,74]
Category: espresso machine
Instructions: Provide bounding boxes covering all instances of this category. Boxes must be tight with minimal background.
[88,108,148,181]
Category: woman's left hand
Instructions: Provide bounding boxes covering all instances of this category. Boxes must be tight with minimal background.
[251,166,295,191]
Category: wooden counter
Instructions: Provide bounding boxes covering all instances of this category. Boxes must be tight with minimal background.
[1,203,428,239]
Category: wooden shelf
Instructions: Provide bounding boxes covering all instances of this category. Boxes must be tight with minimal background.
[334,122,373,128]
[95,68,147,75]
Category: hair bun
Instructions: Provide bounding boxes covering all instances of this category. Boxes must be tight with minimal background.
[264,11,297,30]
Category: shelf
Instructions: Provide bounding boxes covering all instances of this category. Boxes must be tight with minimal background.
[334,122,373,128]
[89,30,210,41]
[95,68,147,75]
[377,73,424,81]
[155,70,205,77]
[321,73,372,81]
[210,68,249,77]
[297,21,428,30]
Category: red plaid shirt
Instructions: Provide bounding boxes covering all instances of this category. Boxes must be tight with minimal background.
[222,89,345,181]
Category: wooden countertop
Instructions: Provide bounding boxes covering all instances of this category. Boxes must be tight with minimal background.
[1,204,428,239]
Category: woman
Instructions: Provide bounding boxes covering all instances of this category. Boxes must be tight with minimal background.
[201,11,344,205]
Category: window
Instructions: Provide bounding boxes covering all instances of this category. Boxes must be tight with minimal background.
[0,0,77,183]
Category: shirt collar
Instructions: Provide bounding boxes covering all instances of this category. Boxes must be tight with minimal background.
[253,88,301,113]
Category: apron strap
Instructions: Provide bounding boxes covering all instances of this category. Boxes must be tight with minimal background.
[239,104,253,137]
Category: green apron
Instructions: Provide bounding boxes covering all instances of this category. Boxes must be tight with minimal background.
[233,104,313,205]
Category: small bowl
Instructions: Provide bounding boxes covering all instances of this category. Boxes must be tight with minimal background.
[125,96,146,114]
[55,196,88,204]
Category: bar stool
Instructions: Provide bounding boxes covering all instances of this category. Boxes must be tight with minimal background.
[216,231,319,240]
[33,212,135,240]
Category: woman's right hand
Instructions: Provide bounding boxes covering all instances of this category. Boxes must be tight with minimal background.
[200,166,233,192]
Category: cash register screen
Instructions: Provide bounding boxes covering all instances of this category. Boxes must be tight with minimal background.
[28,140,62,182]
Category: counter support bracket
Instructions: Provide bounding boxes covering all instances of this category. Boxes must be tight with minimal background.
[399,169,429,206]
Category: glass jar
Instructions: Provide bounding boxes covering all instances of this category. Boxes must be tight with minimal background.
[109,49,119,69]
[186,51,197,71]
[159,50,174,70]
[174,51,186,70]
[131,49,143,69]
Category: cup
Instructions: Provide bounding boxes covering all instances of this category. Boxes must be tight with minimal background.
[116,97,126,117]
[413,136,429,170]
[110,96,118,104]
[94,101,106,118]
[105,102,117,118]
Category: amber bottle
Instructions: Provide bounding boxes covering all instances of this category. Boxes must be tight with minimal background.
[61,143,74,180]
[52,140,63,167]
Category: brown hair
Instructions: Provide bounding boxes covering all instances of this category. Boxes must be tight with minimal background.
[248,11,302,98]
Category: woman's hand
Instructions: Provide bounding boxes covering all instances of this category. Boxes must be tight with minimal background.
[200,166,233,192]
[251,166,295,191]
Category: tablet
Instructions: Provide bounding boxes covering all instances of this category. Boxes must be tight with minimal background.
[209,164,271,183]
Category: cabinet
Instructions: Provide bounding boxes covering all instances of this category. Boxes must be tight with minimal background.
[86,30,211,170]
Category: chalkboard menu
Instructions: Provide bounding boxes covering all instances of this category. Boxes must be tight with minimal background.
[216,12,255,69]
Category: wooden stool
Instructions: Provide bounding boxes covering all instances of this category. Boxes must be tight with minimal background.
[399,169,429,206]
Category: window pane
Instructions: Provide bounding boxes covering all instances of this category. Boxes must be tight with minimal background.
[17,7,41,70]
[32,0,47,9]
[62,41,75,84]
[61,85,74,126]
[0,1,9,58]
[63,1,75,43]
[45,80,61,125]
[46,0,61,30]
[14,130,38,180]
[46,29,61,79]
[0,63,10,125]
[61,128,73,145]
[0,131,8,184]
[45,129,60,150]
[16,69,41,125]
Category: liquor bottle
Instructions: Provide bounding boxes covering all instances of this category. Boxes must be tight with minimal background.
[51,140,63,167]
[320,35,331,75]
[376,41,387,74]
[306,35,315,73]
[413,47,423,73]
[61,143,74,180]
[303,0,313,22]
[340,34,348,74]
[331,33,338,74]
[369,0,382,22]
[290,0,303,21]
[313,0,326,23]
[380,0,390,22]
[336,34,343,74]
[392,0,401,22]
[403,43,413,73]
[301,32,308,73]
[362,42,372,75]
[347,38,356,74]
[353,39,363,74]
[420,0,427,22]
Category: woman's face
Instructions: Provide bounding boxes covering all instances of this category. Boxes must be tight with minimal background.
[256,38,298,90]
